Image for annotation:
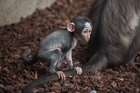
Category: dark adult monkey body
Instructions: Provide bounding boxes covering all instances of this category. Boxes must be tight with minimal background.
[22,16,92,80]
[23,0,140,93]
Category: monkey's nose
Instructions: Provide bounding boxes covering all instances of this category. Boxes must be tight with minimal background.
[86,36,90,42]
[86,38,89,42]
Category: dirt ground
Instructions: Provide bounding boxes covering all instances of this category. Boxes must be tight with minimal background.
[0,0,140,93]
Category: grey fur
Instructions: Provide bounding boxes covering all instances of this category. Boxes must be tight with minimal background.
[22,29,74,73]
[22,16,92,76]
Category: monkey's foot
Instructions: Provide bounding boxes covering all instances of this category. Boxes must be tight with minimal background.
[136,56,140,62]
[56,71,66,80]
[136,52,140,62]
[74,67,82,75]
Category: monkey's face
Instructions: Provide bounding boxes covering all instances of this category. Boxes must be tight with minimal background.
[76,22,92,42]
[67,19,92,42]
[81,25,92,42]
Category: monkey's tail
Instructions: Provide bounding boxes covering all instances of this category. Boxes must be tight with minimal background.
[21,49,38,65]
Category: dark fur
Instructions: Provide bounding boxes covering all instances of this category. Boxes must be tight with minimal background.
[23,0,140,92]
[22,29,74,72]
[87,0,140,71]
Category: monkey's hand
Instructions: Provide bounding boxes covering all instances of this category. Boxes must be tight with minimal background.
[74,67,82,75]
[56,71,66,80]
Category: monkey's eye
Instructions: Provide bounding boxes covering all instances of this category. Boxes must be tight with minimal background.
[84,31,87,33]
[89,30,92,33]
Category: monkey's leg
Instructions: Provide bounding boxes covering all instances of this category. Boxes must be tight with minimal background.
[49,60,66,80]
[48,48,62,73]
[56,55,64,68]
[65,50,82,75]
[48,48,66,80]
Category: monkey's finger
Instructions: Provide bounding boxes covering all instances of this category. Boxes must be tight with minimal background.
[56,71,61,79]
[57,71,64,79]
[61,73,66,80]
[56,71,66,80]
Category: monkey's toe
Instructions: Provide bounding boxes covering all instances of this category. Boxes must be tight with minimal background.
[56,71,66,80]
[74,67,82,75]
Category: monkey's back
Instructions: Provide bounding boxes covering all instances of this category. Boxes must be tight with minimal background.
[39,29,73,53]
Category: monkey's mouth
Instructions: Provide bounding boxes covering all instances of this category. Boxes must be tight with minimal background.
[83,38,89,42]
[86,39,89,42]
[85,39,89,42]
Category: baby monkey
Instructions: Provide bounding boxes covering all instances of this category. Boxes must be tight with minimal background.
[22,16,92,80]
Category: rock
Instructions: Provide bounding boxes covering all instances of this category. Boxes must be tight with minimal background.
[0,0,56,26]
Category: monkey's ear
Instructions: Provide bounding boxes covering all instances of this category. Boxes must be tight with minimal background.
[67,23,75,32]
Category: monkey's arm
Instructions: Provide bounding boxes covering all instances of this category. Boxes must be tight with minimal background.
[65,50,82,75]
[55,49,82,80]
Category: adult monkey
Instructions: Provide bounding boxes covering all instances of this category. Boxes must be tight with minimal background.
[86,0,140,71]
[23,0,140,93]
